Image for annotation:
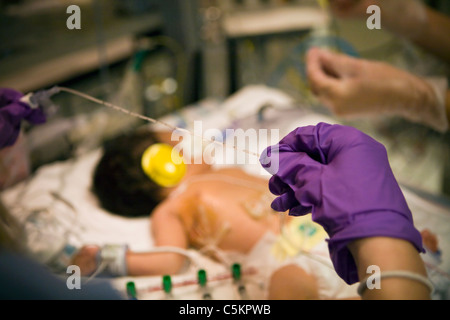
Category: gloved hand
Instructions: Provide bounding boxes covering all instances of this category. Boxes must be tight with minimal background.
[0,88,46,148]
[260,123,424,284]
[328,0,428,40]
[307,47,449,132]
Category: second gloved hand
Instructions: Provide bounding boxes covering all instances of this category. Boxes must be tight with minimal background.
[0,88,46,148]
[260,123,424,284]
[307,47,448,132]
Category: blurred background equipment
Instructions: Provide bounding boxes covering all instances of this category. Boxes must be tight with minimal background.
[0,0,449,201]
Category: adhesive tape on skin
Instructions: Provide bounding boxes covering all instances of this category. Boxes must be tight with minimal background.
[141,143,186,187]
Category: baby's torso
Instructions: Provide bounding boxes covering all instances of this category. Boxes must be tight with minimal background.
[170,168,284,253]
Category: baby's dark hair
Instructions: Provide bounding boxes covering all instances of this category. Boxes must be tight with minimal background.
[92,129,163,217]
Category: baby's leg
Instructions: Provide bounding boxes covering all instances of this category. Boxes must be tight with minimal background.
[267,264,319,300]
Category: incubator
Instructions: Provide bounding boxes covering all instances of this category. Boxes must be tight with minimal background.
[3,81,450,300]
[2,0,450,302]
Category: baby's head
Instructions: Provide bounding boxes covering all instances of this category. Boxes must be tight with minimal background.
[92,129,166,217]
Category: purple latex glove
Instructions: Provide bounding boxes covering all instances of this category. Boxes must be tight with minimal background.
[0,88,46,148]
[260,122,424,284]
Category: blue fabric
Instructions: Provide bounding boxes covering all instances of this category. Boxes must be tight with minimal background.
[0,248,124,300]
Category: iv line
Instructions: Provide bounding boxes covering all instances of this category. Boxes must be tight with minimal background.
[54,86,261,159]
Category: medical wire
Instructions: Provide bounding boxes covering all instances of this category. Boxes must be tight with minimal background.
[54,86,261,159]
[138,266,259,294]
[86,260,109,283]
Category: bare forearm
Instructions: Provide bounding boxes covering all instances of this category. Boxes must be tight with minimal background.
[348,237,430,300]
[383,5,450,63]
[411,8,450,63]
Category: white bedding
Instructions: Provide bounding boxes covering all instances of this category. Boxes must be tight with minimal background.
[2,85,450,300]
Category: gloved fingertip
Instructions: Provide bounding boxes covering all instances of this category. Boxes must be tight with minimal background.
[270,201,285,213]
[289,205,311,217]
[271,192,299,213]
[268,175,289,196]
[270,197,285,212]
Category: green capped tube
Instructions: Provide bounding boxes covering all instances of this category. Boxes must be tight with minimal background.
[197,269,212,299]
[162,275,172,294]
[198,269,207,287]
[232,263,241,281]
[126,281,137,300]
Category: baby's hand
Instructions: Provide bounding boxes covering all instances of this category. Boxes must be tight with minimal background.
[71,245,100,276]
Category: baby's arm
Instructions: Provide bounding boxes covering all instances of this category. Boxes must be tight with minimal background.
[125,202,189,276]
[72,204,189,277]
